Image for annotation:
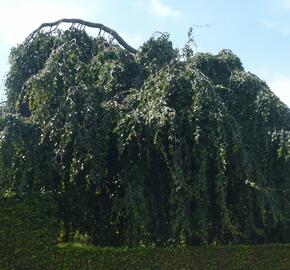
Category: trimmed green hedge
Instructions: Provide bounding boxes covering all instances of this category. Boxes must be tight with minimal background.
[1,194,290,269]
[3,243,290,270]
[0,192,59,270]
[49,243,290,270]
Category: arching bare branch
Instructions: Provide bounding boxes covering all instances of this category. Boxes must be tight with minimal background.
[26,18,137,54]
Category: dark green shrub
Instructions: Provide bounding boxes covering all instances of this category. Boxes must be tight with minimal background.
[0,192,59,270]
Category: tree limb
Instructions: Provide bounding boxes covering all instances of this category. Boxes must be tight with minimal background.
[26,18,137,54]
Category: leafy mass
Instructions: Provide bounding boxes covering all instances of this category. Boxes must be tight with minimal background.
[1,20,290,246]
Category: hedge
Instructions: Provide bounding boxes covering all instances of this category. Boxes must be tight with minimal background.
[2,243,290,270]
[46,243,290,270]
[1,193,290,269]
[0,192,59,270]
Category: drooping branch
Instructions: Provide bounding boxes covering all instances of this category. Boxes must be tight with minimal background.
[26,18,137,54]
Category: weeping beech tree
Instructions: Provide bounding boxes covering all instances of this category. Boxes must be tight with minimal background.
[1,19,290,246]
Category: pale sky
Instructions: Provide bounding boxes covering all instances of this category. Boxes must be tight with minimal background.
[0,0,289,108]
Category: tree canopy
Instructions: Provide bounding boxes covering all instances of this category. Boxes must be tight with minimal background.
[1,20,290,246]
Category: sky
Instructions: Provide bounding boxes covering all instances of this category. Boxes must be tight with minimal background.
[0,0,289,107]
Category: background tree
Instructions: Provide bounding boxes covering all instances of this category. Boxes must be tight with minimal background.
[1,19,290,246]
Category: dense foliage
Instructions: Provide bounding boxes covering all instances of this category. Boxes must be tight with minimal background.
[1,26,290,246]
